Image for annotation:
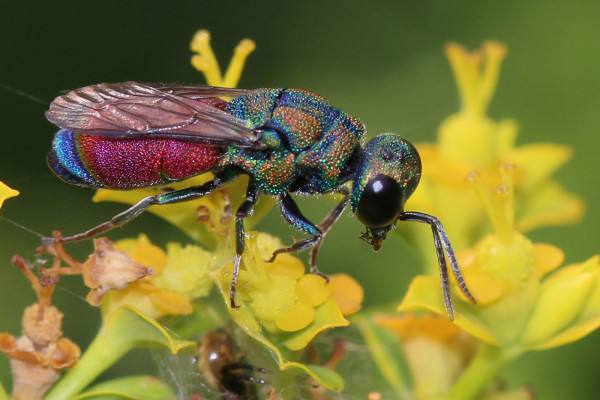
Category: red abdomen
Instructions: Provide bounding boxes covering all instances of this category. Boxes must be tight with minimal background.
[48,130,223,190]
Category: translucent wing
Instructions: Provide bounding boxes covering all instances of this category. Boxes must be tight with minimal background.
[45,82,267,148]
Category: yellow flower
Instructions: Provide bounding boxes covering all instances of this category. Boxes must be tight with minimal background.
[190,29,256,88]
[328,273,364,315]
[0,180,19,210]
[400,41,584,273]
[217,232,358,339]
[399,166,600,350]
[152,242,214,299]
[104,234,199,319]
[371,313,535,400]
[374,313,477,399]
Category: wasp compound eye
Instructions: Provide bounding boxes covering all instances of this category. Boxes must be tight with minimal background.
[356,174,402,228]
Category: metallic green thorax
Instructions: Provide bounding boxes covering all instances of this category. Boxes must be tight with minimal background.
[350,134,422,213]
[221,88,365,195]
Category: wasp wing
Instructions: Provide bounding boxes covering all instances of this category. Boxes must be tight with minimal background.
[45,82,267,149]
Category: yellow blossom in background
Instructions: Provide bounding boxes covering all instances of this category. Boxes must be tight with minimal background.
[400,41,584,273]
[399,166,599,399]
[0,180,19,210]
[374,313,477,400]
[400,167,600,348]
[372,313,535,400]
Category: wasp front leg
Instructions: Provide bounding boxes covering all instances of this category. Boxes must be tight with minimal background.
[269,191,349,280]
[308,192,349,273]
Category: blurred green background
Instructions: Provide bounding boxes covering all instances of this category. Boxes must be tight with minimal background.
[1,1,598,398]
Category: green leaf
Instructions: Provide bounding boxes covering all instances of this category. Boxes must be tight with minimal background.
[75,376,175,400]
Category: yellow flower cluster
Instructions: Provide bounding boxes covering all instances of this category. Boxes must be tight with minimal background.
[402,42,584,273]
[400,167,600,350]
[378,41,599,400]
[219,232,361,337]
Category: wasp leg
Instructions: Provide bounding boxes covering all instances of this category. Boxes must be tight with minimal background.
[399,211,477,320]
[222,362,268,385]
[225,372,267,385]
[224,362,269,376]
[230,180,260,308]
[308,193,349,275]
[268,192,349,279]
[43,171,236,245]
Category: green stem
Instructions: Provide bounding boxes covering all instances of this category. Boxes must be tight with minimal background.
[447,343,523,400]
[43,322,131,400]
[44,307,195,400]
[0,382,9,400]
[354,315,409,396]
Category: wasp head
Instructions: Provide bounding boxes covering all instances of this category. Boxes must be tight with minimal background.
[351,134,421,251]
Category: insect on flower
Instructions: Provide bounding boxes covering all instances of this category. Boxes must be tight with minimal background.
[195,329,266,399]
[44,82,475,318]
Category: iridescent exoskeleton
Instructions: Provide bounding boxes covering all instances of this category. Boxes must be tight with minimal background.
[45,82,475,318]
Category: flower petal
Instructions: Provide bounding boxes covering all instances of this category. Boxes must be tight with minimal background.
[515,181,585,232]
[329,273,364,315]
[282,298,349,351]
[275,303,315,332]
[149,290,194,316]
[296,274,331,307]
[532,256,600,350]
[520,256,600,346]
[399,276,500,345]
[118,234,168,273]
[505,143,572,190]
[532,243,564,277]
[0,180,19,210]
[265,253,305,280]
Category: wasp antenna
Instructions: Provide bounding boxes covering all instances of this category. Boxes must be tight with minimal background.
[400,211,477,319]
[436,221,477,304]
[430,227,455,320]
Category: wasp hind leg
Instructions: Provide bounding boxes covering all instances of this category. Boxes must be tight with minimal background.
[43,171,236,244]
[268,191,349,280]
